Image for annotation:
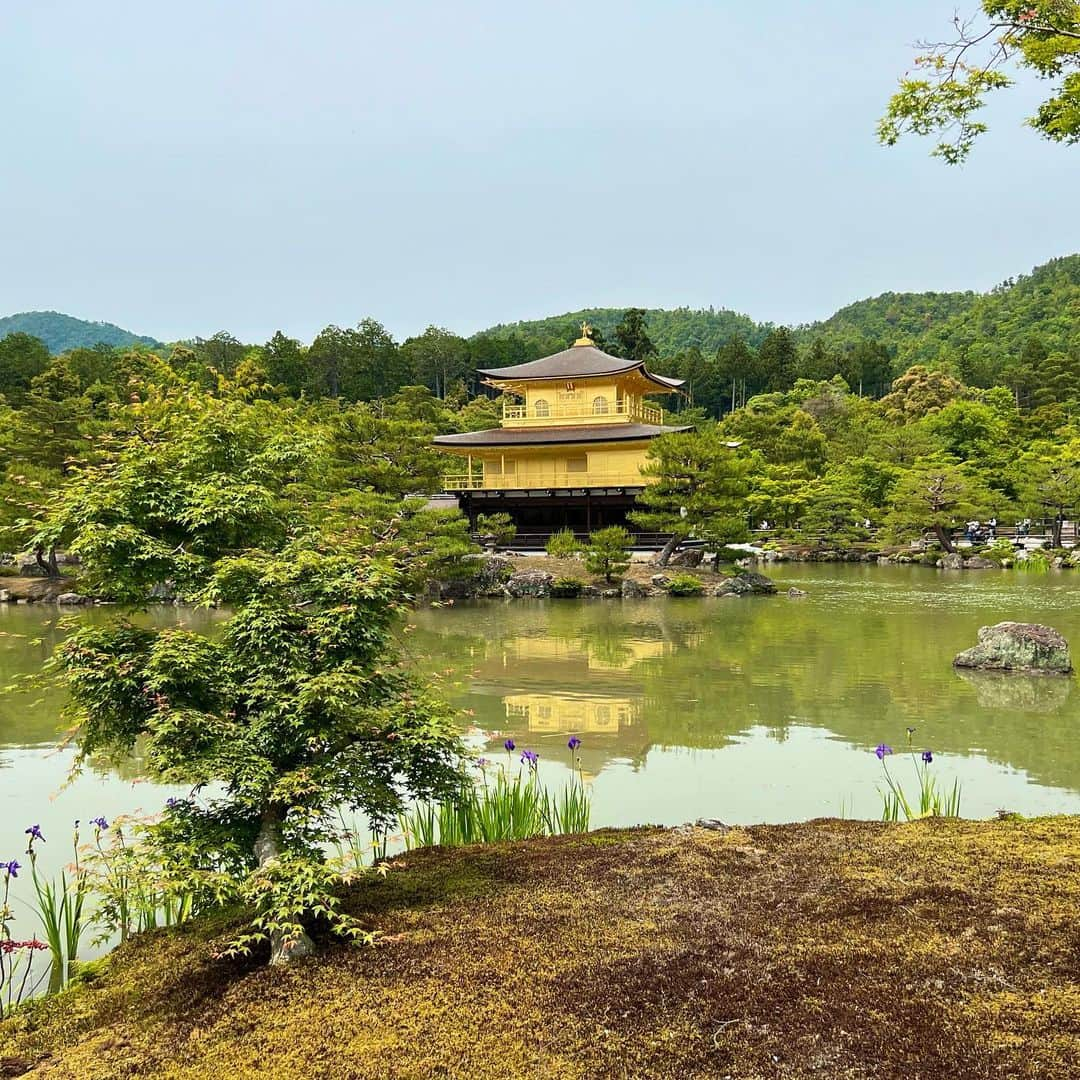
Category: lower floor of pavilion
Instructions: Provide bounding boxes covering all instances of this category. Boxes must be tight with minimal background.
[453,487,665,545]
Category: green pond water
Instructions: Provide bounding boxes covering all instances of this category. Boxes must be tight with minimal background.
[3,564,1080,884]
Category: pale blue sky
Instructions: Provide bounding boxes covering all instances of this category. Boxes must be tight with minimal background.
[2,1,1076,343]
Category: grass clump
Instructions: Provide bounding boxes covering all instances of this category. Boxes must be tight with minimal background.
[401,741,590,849]
[666,573,704,597]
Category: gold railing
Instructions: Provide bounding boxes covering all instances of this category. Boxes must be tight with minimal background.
[443,470,644,491]
[502,401,662,425]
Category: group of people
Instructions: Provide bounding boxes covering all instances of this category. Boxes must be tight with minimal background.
[964,517,998,543]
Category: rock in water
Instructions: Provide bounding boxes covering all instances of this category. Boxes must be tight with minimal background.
[953,622,1072,675]
[712,572,777,597]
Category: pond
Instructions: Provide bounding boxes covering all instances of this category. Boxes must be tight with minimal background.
[3,564,1080,881]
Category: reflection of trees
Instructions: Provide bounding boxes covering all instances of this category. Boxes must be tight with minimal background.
[410,594,1080,795]
[0,606,227,767]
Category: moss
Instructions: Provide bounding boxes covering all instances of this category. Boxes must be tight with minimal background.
[2,819,1079,1078]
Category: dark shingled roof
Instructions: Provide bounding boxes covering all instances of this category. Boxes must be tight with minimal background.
[478,344,684,390]
[432,422,691,448]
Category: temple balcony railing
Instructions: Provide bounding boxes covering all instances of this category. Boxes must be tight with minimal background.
[443,471,645,491]
[501,401,663,426]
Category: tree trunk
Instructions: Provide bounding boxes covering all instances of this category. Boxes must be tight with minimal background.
[34,543,60,578]
[1053,516,1063,549]
[656,534,680,566]
[933,523,954,554]
[255,809,316,965]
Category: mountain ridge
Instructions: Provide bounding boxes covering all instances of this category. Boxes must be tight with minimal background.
[0,310,160,354]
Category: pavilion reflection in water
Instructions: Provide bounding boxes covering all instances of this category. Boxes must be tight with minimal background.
[472,630,698,748]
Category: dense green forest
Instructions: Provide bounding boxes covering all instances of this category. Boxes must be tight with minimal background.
[4,253,1078,417]
[2,251,1080,570]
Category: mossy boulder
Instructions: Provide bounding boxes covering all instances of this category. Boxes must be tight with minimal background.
[954,622,1072,675]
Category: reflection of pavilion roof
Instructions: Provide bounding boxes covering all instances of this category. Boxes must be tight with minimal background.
[478,344,685,390]
[432,422,689,448]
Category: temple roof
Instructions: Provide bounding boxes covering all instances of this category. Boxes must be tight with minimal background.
[478,344,684,390]
[432,422,691,449]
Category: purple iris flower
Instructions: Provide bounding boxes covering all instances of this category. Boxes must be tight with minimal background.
[874,744,893,760]
[475,758,490,768]
[503,738,515,752]
[25,825,44,843]
[4,860,20,878]
[921,750,933,764]
[520,749,538,768]
[90,817,109,831]
[165,798,178,808]
[568,736,581,751]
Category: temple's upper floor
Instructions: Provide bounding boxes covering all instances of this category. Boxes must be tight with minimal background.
[478,333,684,430]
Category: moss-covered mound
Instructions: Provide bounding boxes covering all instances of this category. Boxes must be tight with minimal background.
[2,818,1079,1078]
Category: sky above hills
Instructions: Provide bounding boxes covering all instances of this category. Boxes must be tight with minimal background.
[3,1,1077,345]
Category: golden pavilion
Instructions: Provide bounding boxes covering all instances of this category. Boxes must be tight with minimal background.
[433,325,689,534]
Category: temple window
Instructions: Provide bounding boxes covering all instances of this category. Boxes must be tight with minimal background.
[592,395,609,414]
[534,398,550,417]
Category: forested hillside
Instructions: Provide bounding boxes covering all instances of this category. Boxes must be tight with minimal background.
[0,311,160,354]
[480,306,772,357]
[1,253,1077,418]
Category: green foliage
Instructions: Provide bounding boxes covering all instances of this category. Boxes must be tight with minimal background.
[884,459,998,552]
[475,512,517,547]
[545,528,583,558]
[584,526,632,583]
[632,426,754,564]
[550,576,585,598]
[28,388,465,964]
[666,573,704,597]
[0,332,50,402]
[880,3,1080,162]
[612,308,658,363]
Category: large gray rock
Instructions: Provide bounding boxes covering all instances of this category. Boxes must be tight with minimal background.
[963,556,996,569]
[503,570,554,599]
[668,547,704,567]
[940,552,965,570]
[953,622,1072,675]
[620,578,648,599]
[711,571,777,597]
[56,592,90,605]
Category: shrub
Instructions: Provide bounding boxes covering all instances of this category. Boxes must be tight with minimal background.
[476,513,516,547]
[0,564,18,577]
[712,545,742,564]
[983,538,1015,564]
[584,526,632,583]
[545,529,582,558]
[550,576,585,598]
[666,573,704,597]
